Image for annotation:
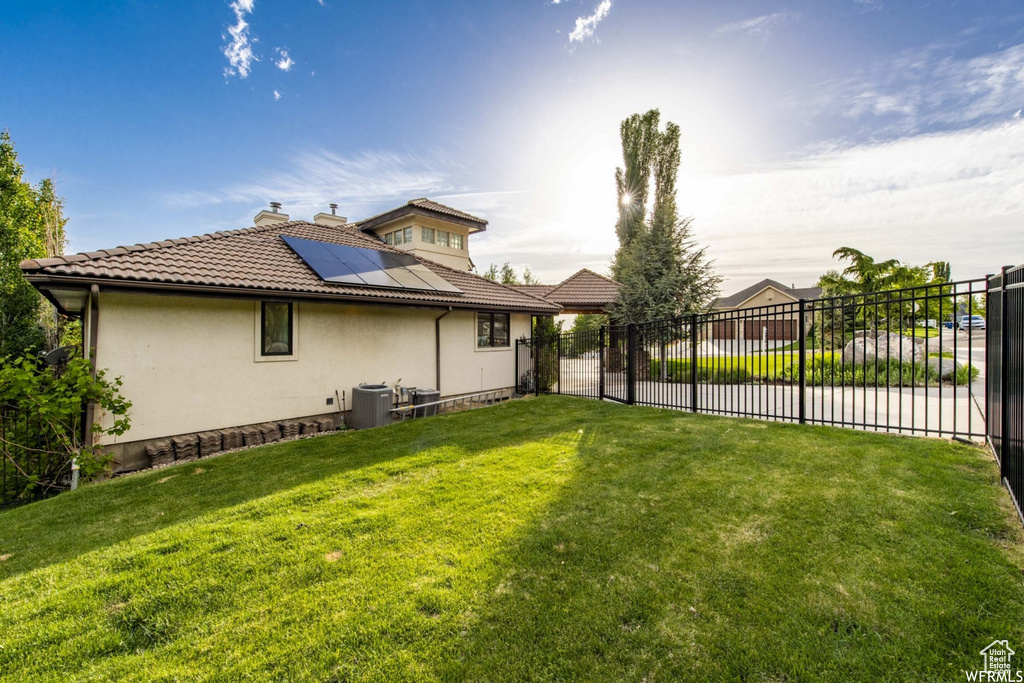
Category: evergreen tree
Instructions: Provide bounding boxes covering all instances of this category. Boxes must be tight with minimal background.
[608,114,720,325]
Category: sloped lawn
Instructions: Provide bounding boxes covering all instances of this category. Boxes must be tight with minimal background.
[0,396,1022,681]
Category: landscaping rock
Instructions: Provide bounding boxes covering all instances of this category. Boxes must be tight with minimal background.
[842,332,924,365]
[927,356,963,380]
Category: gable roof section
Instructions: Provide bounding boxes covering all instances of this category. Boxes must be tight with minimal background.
[20,221,559,314]
[356,198,488,234]
[544,269,620,307]
[714,279,823,309]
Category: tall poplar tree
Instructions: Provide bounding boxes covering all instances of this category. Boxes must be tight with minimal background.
[609,113,720,325]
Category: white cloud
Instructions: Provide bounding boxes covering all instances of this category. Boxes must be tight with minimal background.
[273,90,281,100]
[853,0,884,13]
[164,149,455,221]
[712,12,798,39]
[462,121,1024,289]
[684,120,1024,289]
[222,0,257,78]
[817,42,1024,133]
[274,47,294,72]
[568,0,612,45]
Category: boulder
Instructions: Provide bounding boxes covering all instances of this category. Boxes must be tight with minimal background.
[926,356,963,380]
[842,332,925,365]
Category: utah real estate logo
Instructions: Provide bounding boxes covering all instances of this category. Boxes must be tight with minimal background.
[966,640,1021,681]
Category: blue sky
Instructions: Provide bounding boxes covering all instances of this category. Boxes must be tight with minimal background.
[3,1,1023,292]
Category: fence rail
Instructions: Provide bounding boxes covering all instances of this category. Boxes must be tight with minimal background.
[523,279,988,423]
[0,403,75,508]
[519,274,1024,519]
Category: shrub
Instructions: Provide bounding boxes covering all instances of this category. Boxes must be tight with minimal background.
[0,353,131,503]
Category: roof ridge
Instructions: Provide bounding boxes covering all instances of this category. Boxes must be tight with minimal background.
[18,220,330,271]
[545,268,619,296]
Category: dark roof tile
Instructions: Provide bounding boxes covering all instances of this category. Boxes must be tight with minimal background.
[21,221,559,313]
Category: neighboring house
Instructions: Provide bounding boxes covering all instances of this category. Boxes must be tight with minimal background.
[711,279,822,342]
[20,199,560,470]
[512,269,621,314]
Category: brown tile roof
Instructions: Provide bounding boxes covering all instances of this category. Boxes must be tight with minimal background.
[543,269,620,307]
[356,198,488,233]
[20,221,560,313]
[510,284,556,298]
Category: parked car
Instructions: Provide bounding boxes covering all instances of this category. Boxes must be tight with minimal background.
[958,315,986,331]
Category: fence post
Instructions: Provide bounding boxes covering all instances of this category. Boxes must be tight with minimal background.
[534,339,540,397]
[599,326,606,399]
[690,313,698,413]
[626,323,637,405]
[515,339,520,394]
[798,299,807,424]
[556,334,562,395]
[1000,266,1010,477]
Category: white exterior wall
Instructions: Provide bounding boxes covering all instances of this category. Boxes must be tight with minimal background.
[94,291,530,444]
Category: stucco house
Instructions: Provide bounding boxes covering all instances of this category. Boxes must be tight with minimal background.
[711,278,822,342]
[20,199,560,470]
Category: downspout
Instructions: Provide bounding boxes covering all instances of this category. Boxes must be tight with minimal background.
[77,285,100,490]
[435,307,452,392]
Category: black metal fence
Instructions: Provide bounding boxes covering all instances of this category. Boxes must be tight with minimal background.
[518,278,990,439]
[1,403,76,508]
[988,265,1023,521]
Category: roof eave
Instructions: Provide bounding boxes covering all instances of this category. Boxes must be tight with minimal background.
[357,205,487,234]
[23,273,561,314]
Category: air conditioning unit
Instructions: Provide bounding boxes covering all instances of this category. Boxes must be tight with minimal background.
[410,388,441,417]
[350,384,394,429]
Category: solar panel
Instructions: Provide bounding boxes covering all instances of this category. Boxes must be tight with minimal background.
[281,235,463,294]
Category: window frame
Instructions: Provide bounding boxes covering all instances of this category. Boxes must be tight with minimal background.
[260,301,294,357]
[476,312,510,349]
[403,227,413,244]
[421,227,435,244]
[450,233,464,250]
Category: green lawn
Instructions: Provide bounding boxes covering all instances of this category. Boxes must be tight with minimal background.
[1,397,1022,681]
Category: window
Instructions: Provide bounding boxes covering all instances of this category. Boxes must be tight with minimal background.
[421,227,435,244]
[450,233,464,250]
[261,302,293,356]
[403,227,413,243]
[436,230,449,247]
[477,312,510,348]
[384,231,394,245]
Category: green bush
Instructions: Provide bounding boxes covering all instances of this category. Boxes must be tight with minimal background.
[0,354,131,504]
[649,353,978,387]
[783,356,978,387]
